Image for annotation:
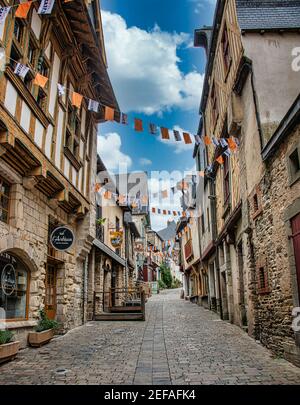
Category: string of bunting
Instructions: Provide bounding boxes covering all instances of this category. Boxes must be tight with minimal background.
[0,0,241,163]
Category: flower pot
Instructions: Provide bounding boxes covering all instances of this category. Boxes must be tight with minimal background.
[28,329,55,347]
[0,341,20,364]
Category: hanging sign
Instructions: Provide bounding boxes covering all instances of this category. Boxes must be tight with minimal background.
[50,226,75,251]
[1,263,16,296]
[110,231,123,248]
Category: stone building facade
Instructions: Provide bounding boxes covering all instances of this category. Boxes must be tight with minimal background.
[0,1,118,346]
[193,0,300,366]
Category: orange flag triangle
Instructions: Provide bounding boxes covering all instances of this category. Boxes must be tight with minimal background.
[204,135,212,146]
[160,127,170,140]
[71,92,83,108]
[33,73,48,88]
[134,118,143,132]
[227,137,237,151]
[104,106,115,121]
[15,1,32,18]
[216,155,224,165]
[183,132,192,144]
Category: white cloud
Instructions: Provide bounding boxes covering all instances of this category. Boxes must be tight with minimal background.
[102,11,204,115]
[139,158,152,166]
[97,132,132,172]
[189,0,216,14]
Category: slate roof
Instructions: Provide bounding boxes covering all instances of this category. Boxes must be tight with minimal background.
[157,221,177,241]
[236,1,300,30]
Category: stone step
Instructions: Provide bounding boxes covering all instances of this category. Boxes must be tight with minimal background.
[94,313,144,321]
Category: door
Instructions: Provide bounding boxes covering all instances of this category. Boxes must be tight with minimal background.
[291,213,300,299]
[45,263,57,319]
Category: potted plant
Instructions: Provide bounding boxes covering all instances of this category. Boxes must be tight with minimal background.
[0,330,20,363]
[28,309,59,347]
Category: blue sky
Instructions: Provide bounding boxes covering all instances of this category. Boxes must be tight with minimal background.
[98,0,216,229]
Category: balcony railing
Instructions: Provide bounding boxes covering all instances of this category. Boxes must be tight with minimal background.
[184,239,193,261]
[96,223,105,242]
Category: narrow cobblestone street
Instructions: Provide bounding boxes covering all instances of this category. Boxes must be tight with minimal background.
[1,289,300,385]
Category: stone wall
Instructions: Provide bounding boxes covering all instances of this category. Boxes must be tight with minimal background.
[249,124,300,355]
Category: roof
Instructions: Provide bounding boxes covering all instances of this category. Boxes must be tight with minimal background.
[236,1,300,31]
[198,0,300,115]
[93,239,126,267]
[157,221,177,241]
[262,93,300,160]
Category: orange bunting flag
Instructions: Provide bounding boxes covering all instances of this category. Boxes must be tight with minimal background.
[216,155,224,165]
[173,211,177,216]
[163,210,167,215]
[152,207,156,214]
[141,195,148,204]
[72,91,83,108]
[161,190,168,199]
[33,73,48,89]
[227,137,238,151]
[15,1,32,18]
[183,132,192,144]
[119,195,127,205]
[104,106,115,121]
[94,183,101,192]
[134,118,143,132]
[160,127,170,140]
[104,191,112,200]
[204,135,212,146]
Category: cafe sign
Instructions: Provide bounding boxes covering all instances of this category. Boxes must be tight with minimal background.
[1,263,16,296]
[50,226,75,251]
[110,231,123,248]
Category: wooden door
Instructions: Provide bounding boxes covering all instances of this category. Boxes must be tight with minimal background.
[45,264,57,319]
[291,213,300,298]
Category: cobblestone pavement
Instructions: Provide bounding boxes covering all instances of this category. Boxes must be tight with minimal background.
[1,289,300,385]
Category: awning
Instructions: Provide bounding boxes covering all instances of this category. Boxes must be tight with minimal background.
[93,239,126,267]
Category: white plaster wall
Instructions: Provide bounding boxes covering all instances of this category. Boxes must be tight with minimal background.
[31,9,42,39]
[34,119,44,149]
[4,81,17,117]
[49,52,60,117]
[242,32,300,140]
[45,124,53,159]
[72,167,77,187]
[81,108,86,135]
[55,107,64,168]
[20,101,31,133]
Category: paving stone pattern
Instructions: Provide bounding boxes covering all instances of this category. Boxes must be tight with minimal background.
[1,289,300,385]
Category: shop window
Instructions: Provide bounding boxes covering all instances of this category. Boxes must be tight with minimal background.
[288,147,300,185]
[0,177,10,224]
[0,252,29,320]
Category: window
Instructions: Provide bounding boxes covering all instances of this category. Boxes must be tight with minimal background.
[257,266,270,294]
[211,81,218,127]
[253,193,259,212]
[221,24,231,76]
[13,19,23,44]
[207,207,210,233]
[223,155,230,205]
[201,214,205,234]
[37,87,47,110]
[0,177,10,224]
[288,147,300,185]
[9,43,22,69]
[28,39,37,67]
[116,216,120,231]
[0,252,29,320]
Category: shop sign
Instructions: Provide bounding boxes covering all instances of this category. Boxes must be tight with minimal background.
[50,226,75,251]
[1,263,16,296]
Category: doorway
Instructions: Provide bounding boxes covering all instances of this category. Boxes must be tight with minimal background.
[45,263,57,320]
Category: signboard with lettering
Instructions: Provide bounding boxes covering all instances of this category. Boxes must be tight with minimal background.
[110,231,123,248]
[50,226,75,251]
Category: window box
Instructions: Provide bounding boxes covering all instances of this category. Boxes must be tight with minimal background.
[28,329,55,348]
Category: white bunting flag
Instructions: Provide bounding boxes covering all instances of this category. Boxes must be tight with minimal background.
[38,0,55,15]
[0,7,10,25]
[57,83,65,97]
[88,99,99,112]
[14,63,30,79]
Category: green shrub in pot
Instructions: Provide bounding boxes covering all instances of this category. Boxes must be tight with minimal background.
[0,330,14,345]
[35,309,59,332]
